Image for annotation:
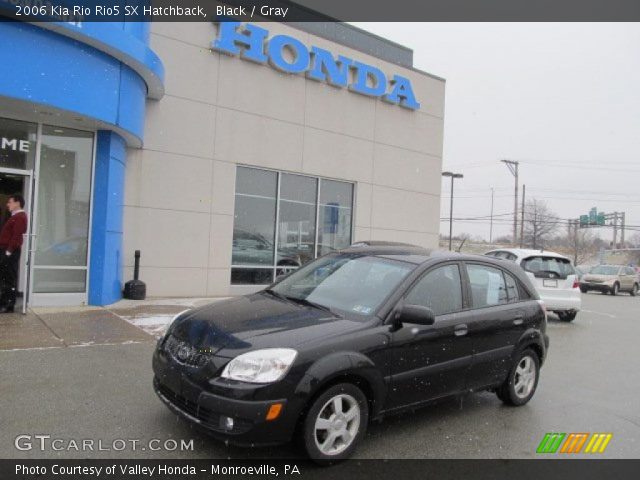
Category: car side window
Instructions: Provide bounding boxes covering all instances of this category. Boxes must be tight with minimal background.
[467,264,509,308]
[405,264,463,316]
[503,271,520,303]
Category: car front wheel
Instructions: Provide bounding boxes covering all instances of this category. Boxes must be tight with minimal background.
[497,349,540,406]
[302,383,368,464]
[631,284,638,297]
[611,283,619,296]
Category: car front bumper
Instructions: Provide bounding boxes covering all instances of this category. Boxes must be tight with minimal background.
[152,348,304,447]
[580,282,613,292]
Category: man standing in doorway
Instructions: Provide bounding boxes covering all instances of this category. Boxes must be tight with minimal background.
[0,194,28,313]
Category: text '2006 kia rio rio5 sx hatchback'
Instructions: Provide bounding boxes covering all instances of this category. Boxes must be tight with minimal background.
[153,243,549,462]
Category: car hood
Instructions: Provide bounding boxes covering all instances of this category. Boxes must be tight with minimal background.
[169,292,366,357]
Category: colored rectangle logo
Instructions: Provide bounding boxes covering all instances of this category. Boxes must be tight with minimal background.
[537,433,612,454]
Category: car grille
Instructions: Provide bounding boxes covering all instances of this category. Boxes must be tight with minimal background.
[163,335,211,367]
[155,380,252,433]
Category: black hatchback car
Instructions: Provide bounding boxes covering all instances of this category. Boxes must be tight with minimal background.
[153,244,549,461]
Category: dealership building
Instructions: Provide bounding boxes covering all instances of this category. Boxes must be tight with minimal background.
[0,17,445,307]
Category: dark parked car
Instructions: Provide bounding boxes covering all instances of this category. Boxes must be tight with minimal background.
[153,244,549,462]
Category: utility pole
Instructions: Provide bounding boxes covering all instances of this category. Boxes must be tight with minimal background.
[612,211,618,249]
[489,187,494,244]
[621,212,626,246]
[442,171,464,251]
[519,184,526,248]
[501,159,519,245]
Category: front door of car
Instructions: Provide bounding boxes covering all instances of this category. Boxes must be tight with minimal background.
[462,262,528,390]
[385,263,474,410]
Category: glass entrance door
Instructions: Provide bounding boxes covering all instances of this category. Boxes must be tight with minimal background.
[29,126,94,306]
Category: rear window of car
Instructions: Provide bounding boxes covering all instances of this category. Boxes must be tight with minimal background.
[521,256,574,279]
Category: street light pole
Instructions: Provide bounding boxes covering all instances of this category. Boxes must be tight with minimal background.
[442,171,464,251]
[501,159,519,245]
[489,187,494,243]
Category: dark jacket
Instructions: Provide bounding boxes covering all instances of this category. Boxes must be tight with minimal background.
[0,211,28,254]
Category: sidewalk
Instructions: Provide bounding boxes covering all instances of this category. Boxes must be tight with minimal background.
[0,297,227,351]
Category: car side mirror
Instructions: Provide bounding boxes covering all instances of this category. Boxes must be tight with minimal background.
[398,304,435,326]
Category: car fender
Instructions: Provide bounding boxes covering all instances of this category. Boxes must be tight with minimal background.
[514,328,548,365]
[294,351,387,417]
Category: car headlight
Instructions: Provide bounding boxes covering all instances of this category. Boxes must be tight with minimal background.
[221,348,298,384]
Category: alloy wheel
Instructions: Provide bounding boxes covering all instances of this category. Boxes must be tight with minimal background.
[514,356,536,399]
[313,394,361,456]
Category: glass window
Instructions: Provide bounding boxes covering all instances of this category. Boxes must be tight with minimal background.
[277,174,317,269]
[405,264,463,315]
[317,179,353,256]
[467,264,509,308]
[0,117,37,170]
[521,256,574,278]
[271,254,414,318]
[231,167,354,285]
[32,126,93,293]
[231,168,277,284]
[504,271,520,303]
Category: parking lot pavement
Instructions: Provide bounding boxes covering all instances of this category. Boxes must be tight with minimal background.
[1,293,639,459]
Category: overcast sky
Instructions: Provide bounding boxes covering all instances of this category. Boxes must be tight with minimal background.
[354,23,640,243]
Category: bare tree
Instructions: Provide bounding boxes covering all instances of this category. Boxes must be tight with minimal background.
[569,226,597,265]
[523,199,559,249]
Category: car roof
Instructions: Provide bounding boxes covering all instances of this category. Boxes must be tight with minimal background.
[341,244,519,266]
[486,247,570,261]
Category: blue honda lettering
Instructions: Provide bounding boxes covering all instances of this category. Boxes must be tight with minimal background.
[349,61,387,97]
[306,47,352,87]
[212,21,268,64]
[384,75,421,110]
[267,35,309,74]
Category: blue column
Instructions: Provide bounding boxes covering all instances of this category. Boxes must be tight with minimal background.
[89,131,127,306]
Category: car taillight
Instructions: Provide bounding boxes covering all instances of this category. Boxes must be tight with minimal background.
[572,279,579,289]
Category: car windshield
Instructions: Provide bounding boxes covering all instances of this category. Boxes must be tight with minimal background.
[270,253,415,318]
[590,265,620,275]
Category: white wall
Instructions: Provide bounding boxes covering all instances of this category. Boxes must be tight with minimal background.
[122,22,445,297]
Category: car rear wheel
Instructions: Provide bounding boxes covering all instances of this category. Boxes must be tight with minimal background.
[302,383,369,463]
[579,286,588,293]
[557,311,577,322]
[497,349,540,406]
[610,283,619,296]
[631,284,638,297]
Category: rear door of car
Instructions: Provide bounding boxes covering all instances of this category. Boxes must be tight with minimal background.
[462,262,528,390]
[621,267,636,290]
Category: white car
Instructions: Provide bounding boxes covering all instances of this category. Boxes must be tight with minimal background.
[484,248,581,322]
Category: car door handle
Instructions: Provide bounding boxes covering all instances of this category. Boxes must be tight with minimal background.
[513,315,524,325]
[454,324,468,336]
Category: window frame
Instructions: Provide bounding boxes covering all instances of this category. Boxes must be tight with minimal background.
[231,165,356,285]
[461,261,531,310]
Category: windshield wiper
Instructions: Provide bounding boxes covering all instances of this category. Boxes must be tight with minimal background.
[284,296,342,317]
[263,288,289,301]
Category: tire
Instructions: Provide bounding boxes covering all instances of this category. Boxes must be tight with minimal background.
[557,311,577,322]
[302,383,369,464]
[610,283,619,296]
[497,348,540,406]
[579,286,588,293]
[631,284,638,297]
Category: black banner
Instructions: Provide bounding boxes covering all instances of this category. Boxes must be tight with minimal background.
[3,459,640,480]
[1,0,640,22]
